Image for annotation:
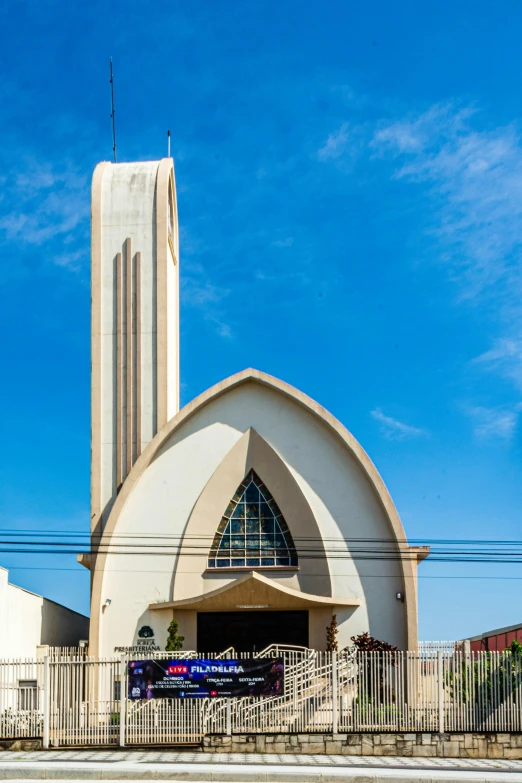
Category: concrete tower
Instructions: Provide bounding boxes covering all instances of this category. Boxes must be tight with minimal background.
[90,159,179,537]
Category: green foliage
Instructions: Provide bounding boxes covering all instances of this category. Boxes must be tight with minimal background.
[326,614,338,652]
[354,700,399,724]
[510,639,522,657]
[444,642,522,705]
[166,617,185,652]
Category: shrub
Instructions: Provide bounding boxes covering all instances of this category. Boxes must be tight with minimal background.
[166,617,185,651]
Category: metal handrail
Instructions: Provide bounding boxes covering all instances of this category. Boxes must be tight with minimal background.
[215,647,236,659]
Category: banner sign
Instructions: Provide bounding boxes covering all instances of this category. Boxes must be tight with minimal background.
[128,657,284,699]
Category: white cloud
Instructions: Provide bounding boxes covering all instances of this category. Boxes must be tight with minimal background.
[473,339,522,391]
[0,158,89,263]
[319,102,522,406]
[215,321,232,339]
[272,237,294,248]
[321,103,522,325]
[182,278,228,307]
[52,249,86,271]
[465,404,521,441]
[181,276,232,338]
[370,408,428,440]
[318,123,351,161]
[178,218,231,335]
[371,103,522,310]
[181,232,232,338]
[372,104,474,155]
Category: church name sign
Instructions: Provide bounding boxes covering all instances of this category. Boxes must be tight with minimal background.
[114,643,161,654]
[114,626,161,654]
[127,657,284,699]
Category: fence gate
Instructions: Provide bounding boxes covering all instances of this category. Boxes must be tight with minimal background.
[48,657,205,746]
[49,658,121,746]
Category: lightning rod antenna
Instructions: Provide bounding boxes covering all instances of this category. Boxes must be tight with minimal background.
[167,129,171,157]
[110,58,117,163]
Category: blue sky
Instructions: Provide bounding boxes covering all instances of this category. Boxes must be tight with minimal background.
[1,0,521,640]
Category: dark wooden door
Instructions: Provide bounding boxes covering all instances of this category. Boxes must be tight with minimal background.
[197,610,308,652]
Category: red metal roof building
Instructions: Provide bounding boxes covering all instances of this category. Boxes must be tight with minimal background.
[466,622,522,652]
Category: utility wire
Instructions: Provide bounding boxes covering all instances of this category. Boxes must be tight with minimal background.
[0,539,520,555]
[1,534,522,548]
[1,530,521,563]
[1,529,521,546]
[1,548,521,563]
[3,566,522,580]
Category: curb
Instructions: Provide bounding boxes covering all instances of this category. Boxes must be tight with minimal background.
[0,763,520,782]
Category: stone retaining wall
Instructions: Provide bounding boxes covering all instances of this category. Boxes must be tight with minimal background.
[0,739,42,751]
[203,732,522,759]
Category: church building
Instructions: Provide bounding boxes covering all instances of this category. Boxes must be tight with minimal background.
[80,159,428,657]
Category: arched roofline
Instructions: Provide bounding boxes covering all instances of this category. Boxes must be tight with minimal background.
[88,368,419,654]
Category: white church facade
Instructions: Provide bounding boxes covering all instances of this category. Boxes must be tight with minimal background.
[80,158,428,657]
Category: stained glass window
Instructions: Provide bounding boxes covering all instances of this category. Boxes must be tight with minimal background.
[208,470,298,569]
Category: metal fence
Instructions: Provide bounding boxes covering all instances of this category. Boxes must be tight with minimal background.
[418,641,466,654]
[0,659,44,739]
[0,647,521,746]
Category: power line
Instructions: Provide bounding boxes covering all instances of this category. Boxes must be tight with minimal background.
[0,529,521,564]
[1,540,521,553]
[4,566,522,580]
[1,529,522,546]
[0,540,520,556]
[1,528,521,546]
[1,548,522,564]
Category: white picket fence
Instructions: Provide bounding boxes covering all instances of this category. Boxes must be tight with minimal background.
[0,647,521,746]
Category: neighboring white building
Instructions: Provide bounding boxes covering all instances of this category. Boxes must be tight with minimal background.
[81,158,429,657]
[0,567,89,659]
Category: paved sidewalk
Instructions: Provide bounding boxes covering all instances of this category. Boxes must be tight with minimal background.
[1,750,521,771]
[0,751,521,781]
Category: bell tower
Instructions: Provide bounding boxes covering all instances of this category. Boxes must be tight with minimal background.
[90,159,179,537]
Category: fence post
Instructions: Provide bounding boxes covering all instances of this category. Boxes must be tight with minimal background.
[42,655,50,749]
[437,651,444,734]
[119,655,126,747]
[332,651,338,734]
[226,697,232,736]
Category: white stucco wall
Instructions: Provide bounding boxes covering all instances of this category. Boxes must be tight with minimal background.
[98,381,408,655]
[0,568,89,659]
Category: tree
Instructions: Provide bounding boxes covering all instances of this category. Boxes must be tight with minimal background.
[166,617,185,651]
[350,633,398,706]
[510,639,522,657]
[350,632,398,652]
[326,614,338,652]
[445,639,522,706]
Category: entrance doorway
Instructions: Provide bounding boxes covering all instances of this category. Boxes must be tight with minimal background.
[197,610,308,652]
